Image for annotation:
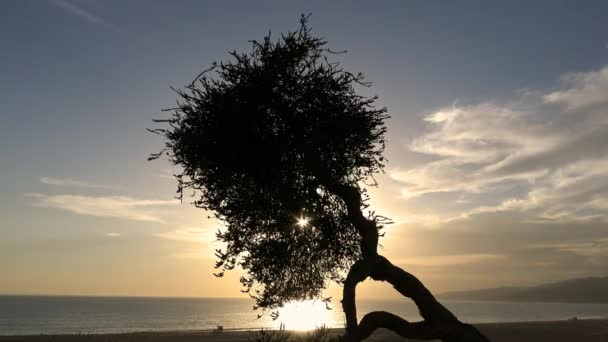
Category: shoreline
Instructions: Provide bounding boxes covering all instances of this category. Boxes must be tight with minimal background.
[2,318,608,341]
[1,317,604,336]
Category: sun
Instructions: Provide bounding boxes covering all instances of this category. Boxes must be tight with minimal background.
[277,300,333,331]
[296,215,310,228]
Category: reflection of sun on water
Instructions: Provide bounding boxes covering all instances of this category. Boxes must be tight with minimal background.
[277,300,332,330]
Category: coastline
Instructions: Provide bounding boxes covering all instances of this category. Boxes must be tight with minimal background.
[2,318,608,341]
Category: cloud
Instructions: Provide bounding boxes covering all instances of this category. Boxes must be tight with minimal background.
[390,65,608,224]
[156,228,217,260]
[105,232,121,237]
[159,168,176,179]
[393,253,504,267]
[27,193,177,223]
[49,0,122,33]
[527,238,608,260]
[383,217,608,291]
[155,227,214,243]
[41,177,119,190]
[374,66,608,291]
[543,66,608,110]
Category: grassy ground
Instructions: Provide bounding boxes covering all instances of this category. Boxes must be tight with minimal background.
[2,319,608,341]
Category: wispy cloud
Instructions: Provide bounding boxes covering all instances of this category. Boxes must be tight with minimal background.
[390,65,608,224]
[155,228,217,260]
[383,220,608,291]
[41,177,119,190]
[155,227,213,243]
[27,193,177,223]
[376,65,608,290]
[543,66,608,110]
[159,168,176,179]
[393,253,504,267]
[49,0,122,33]
[105,232,121,237]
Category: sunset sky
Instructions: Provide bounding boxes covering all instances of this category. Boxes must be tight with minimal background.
[2,1,608,300]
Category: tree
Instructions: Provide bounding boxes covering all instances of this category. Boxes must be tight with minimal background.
[149,15,490,342]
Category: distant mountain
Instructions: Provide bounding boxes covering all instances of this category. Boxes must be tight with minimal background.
[439,276,608,303]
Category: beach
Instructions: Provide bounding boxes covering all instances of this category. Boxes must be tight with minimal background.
[1,319,607,342]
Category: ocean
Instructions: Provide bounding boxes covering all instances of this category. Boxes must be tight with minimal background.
[1,295,607,335]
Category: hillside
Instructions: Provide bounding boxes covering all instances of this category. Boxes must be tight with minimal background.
[439,276,608,303]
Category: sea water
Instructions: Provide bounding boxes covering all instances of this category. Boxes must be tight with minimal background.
[1,295,607,335]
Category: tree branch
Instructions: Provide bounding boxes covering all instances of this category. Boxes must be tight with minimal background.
[370,255,458,324]
[342,254,491,341]
[358,312,439,340]
[366,256,490,341]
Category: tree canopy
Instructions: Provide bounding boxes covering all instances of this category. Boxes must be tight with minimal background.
[149,15,388,312]
[151,15,491,342]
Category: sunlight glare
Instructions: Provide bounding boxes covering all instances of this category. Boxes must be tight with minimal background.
[277,300,332,331]
[296,215,310,228]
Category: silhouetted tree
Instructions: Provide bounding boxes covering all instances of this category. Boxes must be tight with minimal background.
[149,15,490,342]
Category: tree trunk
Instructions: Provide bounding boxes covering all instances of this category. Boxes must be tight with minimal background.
[320,179,490,341]
[341,256,490,342]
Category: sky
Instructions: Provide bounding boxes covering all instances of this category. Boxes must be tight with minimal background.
[1,0,608,299]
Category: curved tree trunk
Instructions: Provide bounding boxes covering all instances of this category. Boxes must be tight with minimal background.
[319,178,490,341]
[342,255,490,341]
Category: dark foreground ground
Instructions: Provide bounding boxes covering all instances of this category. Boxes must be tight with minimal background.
[2,319,608,341]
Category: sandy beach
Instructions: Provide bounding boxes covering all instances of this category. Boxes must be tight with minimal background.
[1,319,607,342]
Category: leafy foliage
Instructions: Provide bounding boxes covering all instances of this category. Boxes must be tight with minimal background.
[150,15,388,311]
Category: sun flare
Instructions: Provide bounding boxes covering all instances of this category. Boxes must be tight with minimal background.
[296,215,310,228]
[277,300,333,331]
